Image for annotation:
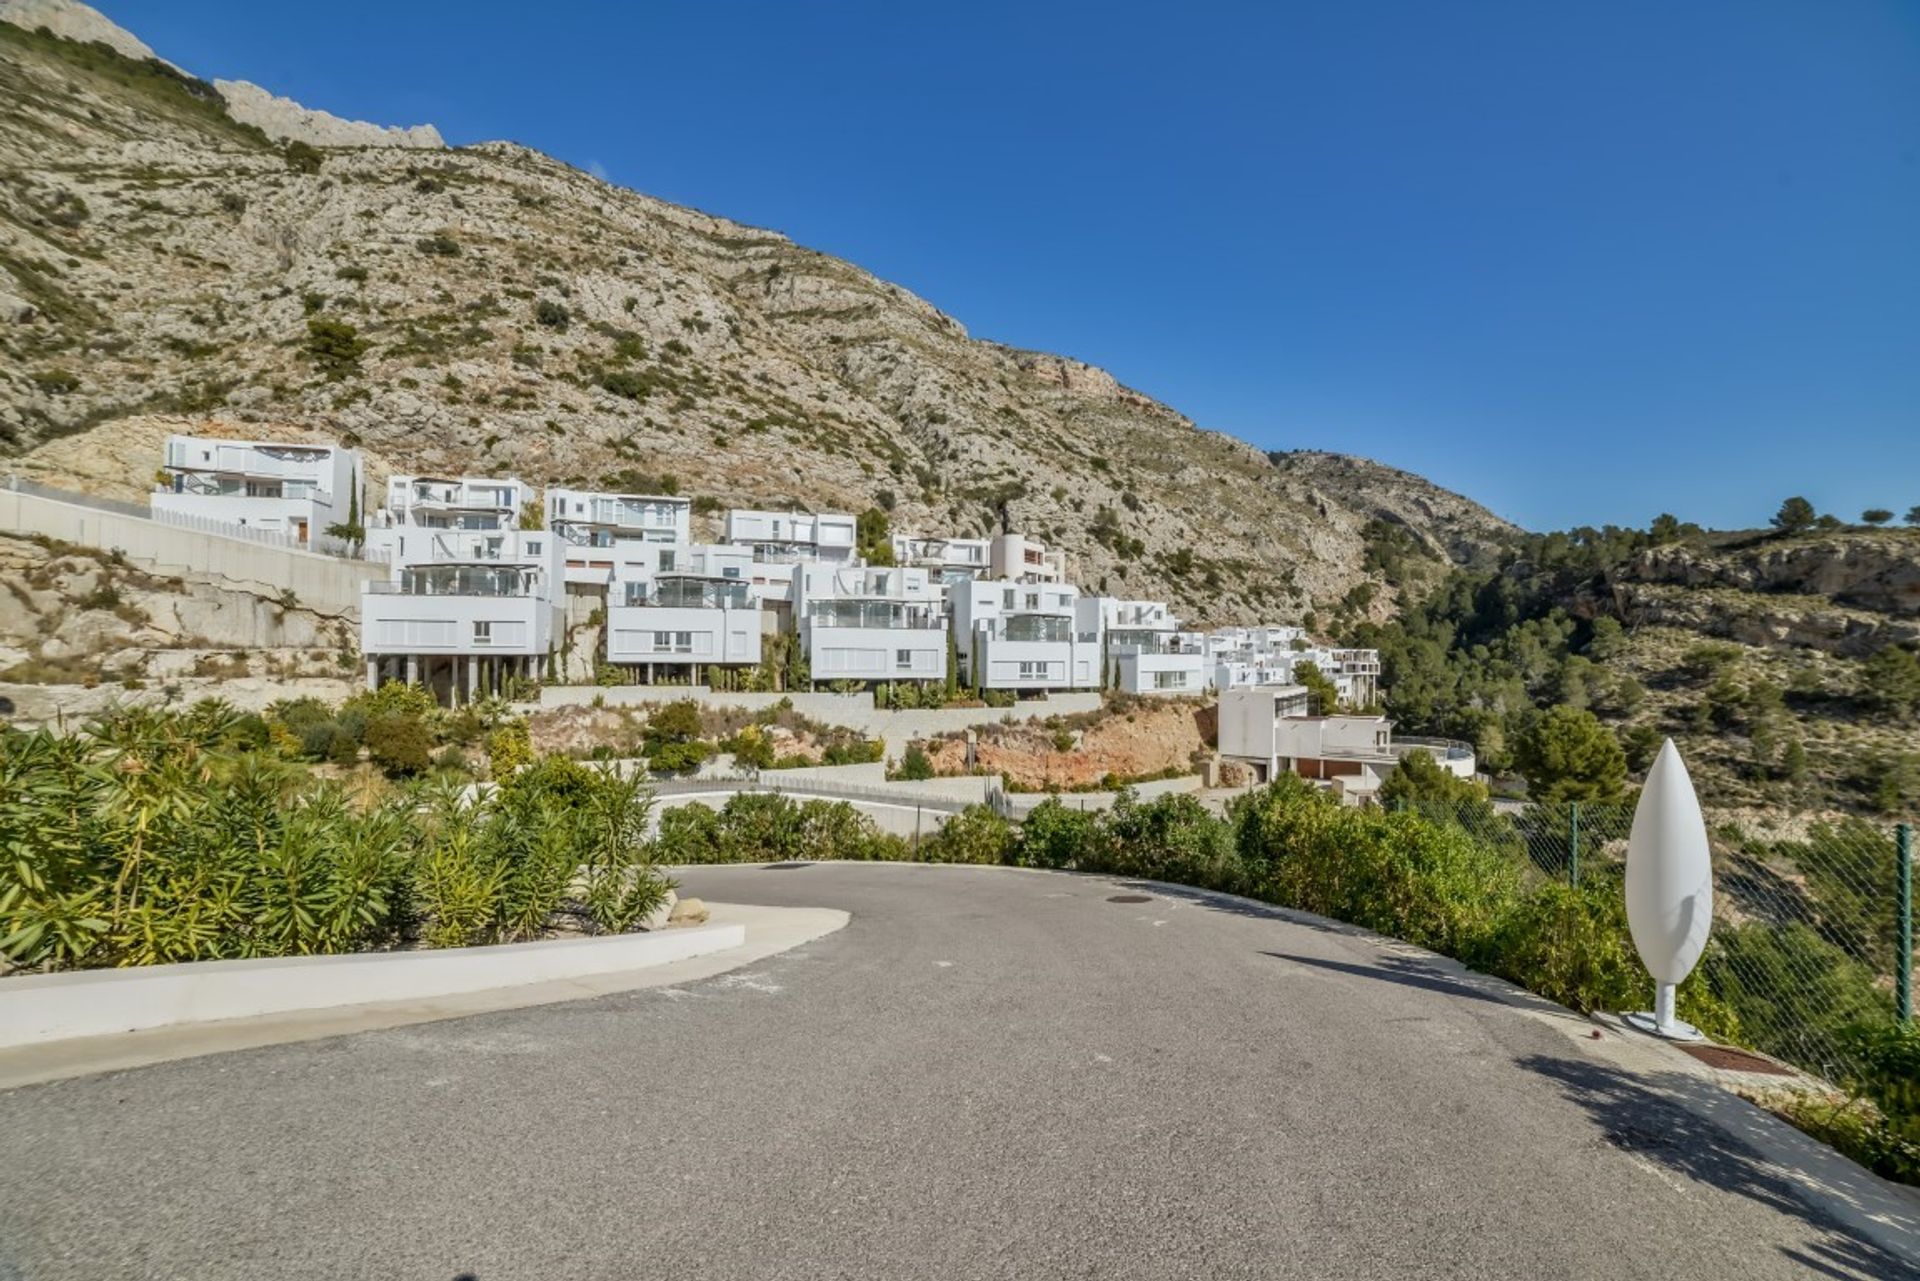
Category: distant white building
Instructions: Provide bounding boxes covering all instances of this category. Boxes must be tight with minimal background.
[793,563,948,688]
[725,509,858,567]
[952,579,1101,692]
[989,532,1068,584]
[364,474,530,561]
[1217,688,1393,802]
[892,532,992,587]
[603,542,766,680]
[545,488,692,587]
[151,434,360,550]
[1082,596,1208,696]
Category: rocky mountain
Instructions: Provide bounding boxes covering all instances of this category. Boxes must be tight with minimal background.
[0,6,1511,625]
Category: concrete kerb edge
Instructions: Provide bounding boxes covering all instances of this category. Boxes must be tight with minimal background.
[0,903,849,1089]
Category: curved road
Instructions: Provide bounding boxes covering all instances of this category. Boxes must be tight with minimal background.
[1,864,1912,1280]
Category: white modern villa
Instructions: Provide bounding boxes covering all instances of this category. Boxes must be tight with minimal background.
[150,433,361,550]
[892,532,992,586]
[360,474,562,701]
[545,488,692,587]
[952,579,1102,692]
[603,541,766,681]
[725,509,858,566]
[1083,596,1209,696]
[793,563,949,687]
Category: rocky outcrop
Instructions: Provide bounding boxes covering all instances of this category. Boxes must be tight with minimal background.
[0,0,152,59]
[0,531,358,690]
[1611,581,1919,658]
[1624,535,1920,617]
[213,80,443,150]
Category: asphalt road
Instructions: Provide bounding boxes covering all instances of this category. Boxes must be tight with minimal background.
[1,863,1912,1281]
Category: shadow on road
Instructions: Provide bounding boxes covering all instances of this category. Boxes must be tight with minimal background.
[1514,1053,1920,1281]
[1260,950,1514,1006]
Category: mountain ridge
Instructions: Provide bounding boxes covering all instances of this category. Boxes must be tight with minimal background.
[0,5,1514,624]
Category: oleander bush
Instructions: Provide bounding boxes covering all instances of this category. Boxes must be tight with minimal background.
[0,703,674,971]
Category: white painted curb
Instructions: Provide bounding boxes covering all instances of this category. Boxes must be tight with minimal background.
[0,924,746,1048]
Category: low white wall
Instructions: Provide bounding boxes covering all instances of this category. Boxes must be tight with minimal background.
[0,923,744,1048]
[0,489,376,616]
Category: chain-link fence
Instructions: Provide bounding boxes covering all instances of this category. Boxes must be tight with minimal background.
[1394,796,1914,1085]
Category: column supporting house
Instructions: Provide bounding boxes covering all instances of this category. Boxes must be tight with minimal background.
[463,655,478,704]
[365,658,378,691]
[405,653,420,687]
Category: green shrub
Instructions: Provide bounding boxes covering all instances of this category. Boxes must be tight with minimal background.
[416,233,461,257]
[284,141,322,172]
[304,317,368,379]
[486,720,533,779]
[1014,797,1103,870]
[920,805,1017,865]
[366,714,433,777]
[894,742,934,781]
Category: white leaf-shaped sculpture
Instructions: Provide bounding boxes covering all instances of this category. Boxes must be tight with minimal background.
[1624,739,1713,1039]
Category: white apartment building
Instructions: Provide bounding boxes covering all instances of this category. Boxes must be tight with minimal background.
[1081,596,1209,696]
[360,523,564,704]
[545,488,692,587]
[726,509,858,566]
[952,579,1102,692]
[603,542,766,680]
[793,563,948,687]
[151,434,360,550]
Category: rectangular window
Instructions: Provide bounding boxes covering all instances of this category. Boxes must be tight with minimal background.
[659,550,676,571]
[653,631,672,650]
[473,621,492,644]
[1153,670,1186,690]
[1003,589,1016,608]
[896,648,913,669]
[1019,661,1040,679]
[675,631,694,653]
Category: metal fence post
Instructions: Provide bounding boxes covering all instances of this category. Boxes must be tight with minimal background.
[1898,823,1913,1024]
[1568,802,1580,887]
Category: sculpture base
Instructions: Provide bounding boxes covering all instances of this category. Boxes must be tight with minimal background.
[1624,1010,1705,1042]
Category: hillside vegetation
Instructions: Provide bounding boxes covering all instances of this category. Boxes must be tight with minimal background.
[0,15,1508,623]
[1355,509,1920,818]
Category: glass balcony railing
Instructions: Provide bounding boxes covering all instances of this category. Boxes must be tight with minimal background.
[624,580,753,609]
[810,600,943,630]
[376,567,536,598]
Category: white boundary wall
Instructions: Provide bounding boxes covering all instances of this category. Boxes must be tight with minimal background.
[0,923,744,1048]
[0,488,377,616]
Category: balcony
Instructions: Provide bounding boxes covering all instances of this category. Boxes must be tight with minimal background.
[810,599,944,630]
[625,579,754,610]
[372,566,538,598]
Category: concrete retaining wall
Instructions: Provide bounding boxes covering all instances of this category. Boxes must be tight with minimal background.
[531,685,1105,743]
[0,923,745,1048]
[0,488,378,617]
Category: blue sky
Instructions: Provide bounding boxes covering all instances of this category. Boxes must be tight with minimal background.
[100,1,1919,531]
